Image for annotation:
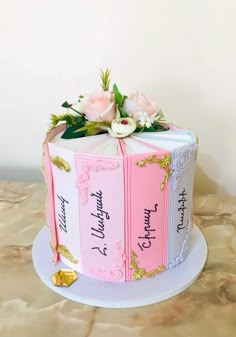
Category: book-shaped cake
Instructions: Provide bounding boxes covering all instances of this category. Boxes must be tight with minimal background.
[43,126,196,282]
[42,69,197,283]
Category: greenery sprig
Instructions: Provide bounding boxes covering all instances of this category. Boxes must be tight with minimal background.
[74,120,111,136]
[136,122,168,133]
[100,68,111,91]
[50,113,78,127]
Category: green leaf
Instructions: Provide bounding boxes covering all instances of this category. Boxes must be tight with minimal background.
[73,120,110,134]
[61,125,87,139]
[143,124,168,132]
[142,126,157,132]
[118,106,129,118]
[113,83,124,106]
[74,115,87,124]
[152,122,169,131]
[135,122,169,133]
[61,101,71,108]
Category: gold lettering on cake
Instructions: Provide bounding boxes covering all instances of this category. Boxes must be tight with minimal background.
[57,245,78,264]
[136,154,171,190]
[50,156,71,172]
[130,251,165,280]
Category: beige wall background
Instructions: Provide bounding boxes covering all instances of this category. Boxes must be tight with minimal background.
[0,0,235,195]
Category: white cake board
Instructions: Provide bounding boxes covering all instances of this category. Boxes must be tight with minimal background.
[32,225,207,308]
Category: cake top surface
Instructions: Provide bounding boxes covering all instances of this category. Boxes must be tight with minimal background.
[50,130,196,157]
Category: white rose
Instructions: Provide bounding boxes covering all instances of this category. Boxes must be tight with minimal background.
[108,118,136,138]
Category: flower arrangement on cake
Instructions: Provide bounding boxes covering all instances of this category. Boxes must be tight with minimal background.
[50,69,168,139]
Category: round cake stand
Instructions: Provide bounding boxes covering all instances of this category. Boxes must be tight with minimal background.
[32,225,207,308]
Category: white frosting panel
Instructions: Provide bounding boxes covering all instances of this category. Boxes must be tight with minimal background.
[48,143,82,271]
[167,144,196,268]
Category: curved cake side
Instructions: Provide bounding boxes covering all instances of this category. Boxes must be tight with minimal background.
[43,126,197,282]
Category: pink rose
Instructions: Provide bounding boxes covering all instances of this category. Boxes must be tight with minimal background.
[80,92,116,122]
[123,92,157,121]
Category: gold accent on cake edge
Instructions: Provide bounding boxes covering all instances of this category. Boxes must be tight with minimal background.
[136,154,172,190]
[49,241,58,263]
[195,136,199,160]
[50,155,71,172]
[130,251,165,280]
[51,269,78,286]
[57,245,78,264]
[50,242,78,264]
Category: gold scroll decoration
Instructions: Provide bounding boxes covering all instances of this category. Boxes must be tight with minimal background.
[51,269,77,286]
[50,155,71,172]
[57,245,79,264]
[130,251,165,280]
[136,153,171,190]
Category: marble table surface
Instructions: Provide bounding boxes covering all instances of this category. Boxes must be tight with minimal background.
[0,180,235,337]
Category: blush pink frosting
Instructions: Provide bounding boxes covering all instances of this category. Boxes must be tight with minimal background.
[76,159,120,204]
[89,241,126,281]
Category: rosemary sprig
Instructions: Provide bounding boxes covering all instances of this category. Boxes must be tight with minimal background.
[100,68,111,91]
[50,113,78,127]
[74,120,110,136]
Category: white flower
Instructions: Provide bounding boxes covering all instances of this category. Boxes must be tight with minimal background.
[139,112,154,128]
[108,117,136,138]
[138,109,168,129]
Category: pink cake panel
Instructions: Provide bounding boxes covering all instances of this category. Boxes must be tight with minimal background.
[127,151,170,280]
[75,154,126,282]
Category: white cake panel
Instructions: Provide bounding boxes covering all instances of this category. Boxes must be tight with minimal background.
[48,144,81,271]
[167,144,196,268]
